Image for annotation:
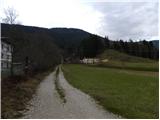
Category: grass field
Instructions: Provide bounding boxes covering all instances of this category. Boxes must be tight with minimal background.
[98,49,156,63]
[97,61,158,72]
[62,64,159,119]
[97,49,159,72]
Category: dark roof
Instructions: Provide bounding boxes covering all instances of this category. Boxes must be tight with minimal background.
[1,37,11,45]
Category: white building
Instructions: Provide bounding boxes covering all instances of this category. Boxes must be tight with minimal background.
[1,37,12,71]
[81,58,100,64]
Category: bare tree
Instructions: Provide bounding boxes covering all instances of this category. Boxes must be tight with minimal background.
[2,7,21,75]
[2,7,20,24]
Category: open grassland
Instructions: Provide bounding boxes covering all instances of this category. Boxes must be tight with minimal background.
[97,60,158,72]
[97,49,158,71]
[98,49,156,63]
[62,64,159,119]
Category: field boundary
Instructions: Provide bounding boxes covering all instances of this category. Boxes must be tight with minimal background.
[54,66,66,103]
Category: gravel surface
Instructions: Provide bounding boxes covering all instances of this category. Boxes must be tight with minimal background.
[22,67,121,119]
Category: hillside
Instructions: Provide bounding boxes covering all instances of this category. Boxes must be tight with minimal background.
[49,28,91,57]
[1,23,96,71]
[49,28,90,48]
[98,49,155,62]
[97,49,158,71]
[1,23,158,64]
[1,23,92,57]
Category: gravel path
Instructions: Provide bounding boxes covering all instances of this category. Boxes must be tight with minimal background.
[22,67,120,119]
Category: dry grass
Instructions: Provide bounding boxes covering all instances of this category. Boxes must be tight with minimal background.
[1,71,51,119]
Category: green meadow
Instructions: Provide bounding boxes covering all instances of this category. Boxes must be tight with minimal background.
[97,61,158,71]
[62,64,159,119]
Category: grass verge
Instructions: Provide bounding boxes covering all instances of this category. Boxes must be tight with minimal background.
[96,61,158,72]
[62,64,159,119]
[1,71,51,118]
[55,66,66,103]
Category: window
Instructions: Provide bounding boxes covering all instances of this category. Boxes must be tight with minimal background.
[1,53,4,58]
[8,63,11,68]
[7,62,10,68]
[9,55,11,60]
[2,43,4,50]
[2,62,7,68]
[7,46,11,51]
[7,55,9,59]
[1,62,3,68]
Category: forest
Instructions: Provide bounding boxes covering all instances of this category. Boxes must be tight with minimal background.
[75,34,158,60]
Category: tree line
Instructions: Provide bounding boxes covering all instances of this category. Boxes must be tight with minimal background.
[104,36,158,60]
[78,35,158,60]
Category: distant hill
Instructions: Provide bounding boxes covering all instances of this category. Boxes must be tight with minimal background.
[1,23,158,64]
[1,23,92,57]
[151,40,159,49]
[49,28,90,52]
[1,24,91,46]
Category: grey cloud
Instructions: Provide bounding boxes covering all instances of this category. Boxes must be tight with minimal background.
[90,2,159,41]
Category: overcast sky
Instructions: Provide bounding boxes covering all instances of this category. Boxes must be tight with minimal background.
[0,0,159,41]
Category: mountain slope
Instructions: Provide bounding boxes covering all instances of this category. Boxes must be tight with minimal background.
[1,24,91,48]
[49,28,90,48]
[1,23,158,63]
[1,23,92,57]
[98,49,155,62]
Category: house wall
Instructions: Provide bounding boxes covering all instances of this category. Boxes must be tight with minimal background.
[81,58,100,64]
[1,41,12,71]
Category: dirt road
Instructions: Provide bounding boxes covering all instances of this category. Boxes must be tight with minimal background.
[22,67,120,119]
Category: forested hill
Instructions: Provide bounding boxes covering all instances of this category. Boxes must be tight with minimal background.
[1,23,92,57]
[49,28,90,48]
[1,23,91,49]
[1,23,94,71]
[1,23,159,69]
